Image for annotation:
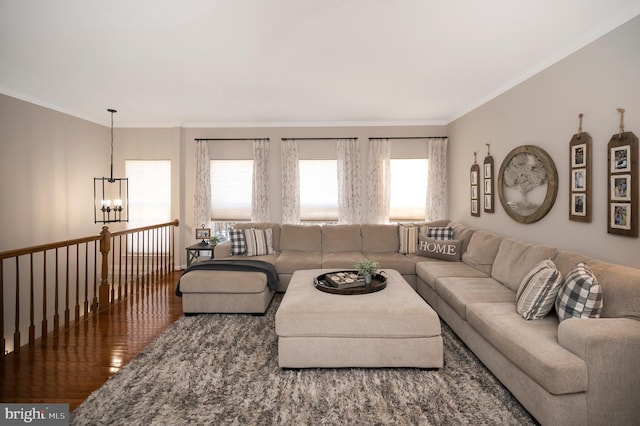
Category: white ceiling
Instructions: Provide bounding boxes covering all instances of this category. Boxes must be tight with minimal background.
[1,0,639,128]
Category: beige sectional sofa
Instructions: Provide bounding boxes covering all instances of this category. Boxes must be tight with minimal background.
[213,221,448,291]
[417,223,640,426]
[181,221,640,425]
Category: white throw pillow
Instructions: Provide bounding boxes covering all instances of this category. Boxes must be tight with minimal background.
[244,228,276,257]
[398,223,426,254]
[515,259,562,320]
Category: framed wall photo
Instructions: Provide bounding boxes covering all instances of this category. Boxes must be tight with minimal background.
[484,194,492,211]
[470,162,480,217]
[571,143,586,168]
[611,203,632,230]
[571,169,586,191]
[611,174,631,201]
[571,193,586,216]
[471,199,479,215]
[483,151,494,213]
[569,131,591,222]
[195,227,211,240]
[610,145,631,173]
[607,131,638,237]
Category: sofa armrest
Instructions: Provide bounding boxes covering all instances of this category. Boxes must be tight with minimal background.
[214,240,232,258]
[558,318,640,425]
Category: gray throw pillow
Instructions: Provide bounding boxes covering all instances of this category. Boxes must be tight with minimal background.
[416,236,462,261]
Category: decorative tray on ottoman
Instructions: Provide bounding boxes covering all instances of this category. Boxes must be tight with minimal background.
[314,270,387,295]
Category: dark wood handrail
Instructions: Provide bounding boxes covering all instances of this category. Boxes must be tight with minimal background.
[0,219,180,357]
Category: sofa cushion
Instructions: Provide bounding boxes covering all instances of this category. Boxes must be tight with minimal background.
[398,223,425,254]
[362,252,416,275]
[516,259,563,320]
[451,223,475,254]
[244,228,276,256]
[280,224,322,251]
[229,229,246,256]
[416,236,462,261]
[275,251,322,274]
[427,226,454,240]
[461,230,503,275]
[361,224,400,252]
[491,239,558,292]
[467,302,588,395]
[416,261,488,290]
[435,277,515,321]
[179,270,268,293]
[322,251,364,269]
[322,225,361,253]
[555,262,603,321]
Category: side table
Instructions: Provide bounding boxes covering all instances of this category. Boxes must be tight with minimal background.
[186,242,216,267]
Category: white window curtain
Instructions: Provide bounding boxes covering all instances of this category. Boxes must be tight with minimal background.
[337,138,361,224]
[367,138,391,223]
[193,140,211,233]
[426,137,448,221]
[281,139,300,224]
[251,139,270,222]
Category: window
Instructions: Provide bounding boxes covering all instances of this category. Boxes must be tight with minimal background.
[299,159,338,221]
[126,160,171,254]
[390,158,428,221]
[126,160,171,228]
[210,160,253,221]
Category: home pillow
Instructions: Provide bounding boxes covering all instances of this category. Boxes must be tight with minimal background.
[555,262,603,321]
[229,228,247,256]
[416,236,462,261]
[427,226,454,240]
[515,259,563,320]
[244,228,276,257]
[398,223,426,254]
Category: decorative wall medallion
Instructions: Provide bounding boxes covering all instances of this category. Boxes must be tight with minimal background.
[498,145,558,223]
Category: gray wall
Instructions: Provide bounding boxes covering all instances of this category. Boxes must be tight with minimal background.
[447,16,640,268]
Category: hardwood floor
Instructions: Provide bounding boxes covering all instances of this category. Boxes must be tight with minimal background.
[0,271,183,411]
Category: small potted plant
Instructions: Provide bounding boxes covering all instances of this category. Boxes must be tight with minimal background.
[355,258,379,285]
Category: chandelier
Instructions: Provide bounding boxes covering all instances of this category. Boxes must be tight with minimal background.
[94,108,128,223]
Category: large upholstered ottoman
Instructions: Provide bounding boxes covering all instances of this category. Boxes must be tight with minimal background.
[179,270,275,314]
[275,269,443,368]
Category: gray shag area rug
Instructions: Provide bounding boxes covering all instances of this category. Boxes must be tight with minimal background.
[71,294,537,425]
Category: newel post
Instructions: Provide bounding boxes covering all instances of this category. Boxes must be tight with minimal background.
[99,226,111,310]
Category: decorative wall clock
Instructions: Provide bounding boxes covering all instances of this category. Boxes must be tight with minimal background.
[498,145,558,224]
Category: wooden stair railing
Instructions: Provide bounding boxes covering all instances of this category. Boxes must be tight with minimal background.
[0,219,179,357]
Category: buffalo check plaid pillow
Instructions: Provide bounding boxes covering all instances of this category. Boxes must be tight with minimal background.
[427,226,454,240]
[555,262,603,321]
[229,228,247,256]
